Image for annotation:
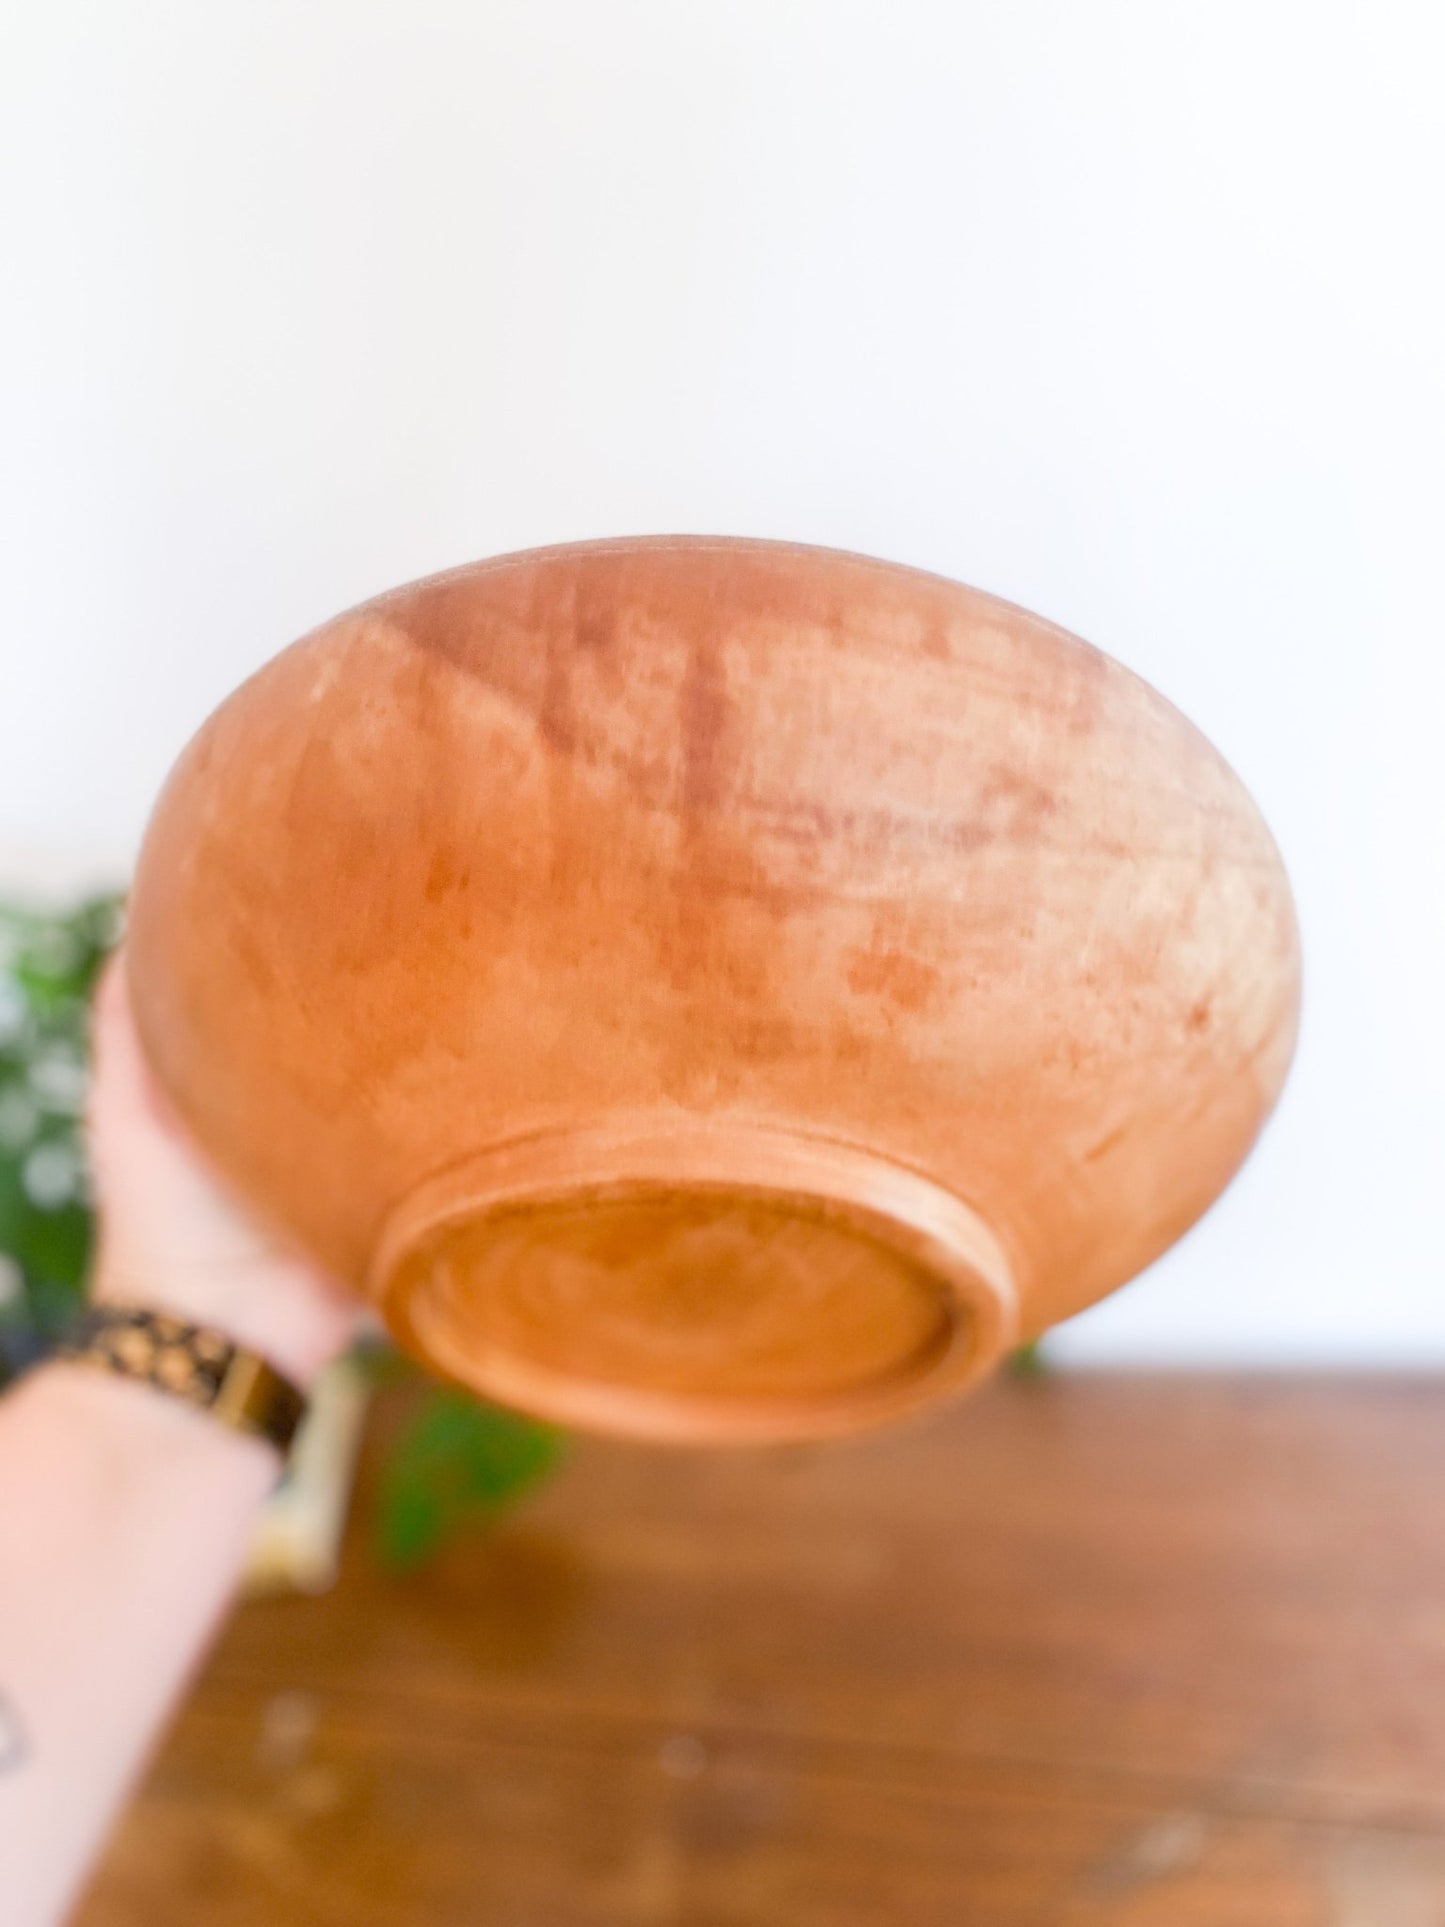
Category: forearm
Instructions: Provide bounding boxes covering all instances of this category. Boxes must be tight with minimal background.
[0,1364,279,1927]
[0,960,359,1922]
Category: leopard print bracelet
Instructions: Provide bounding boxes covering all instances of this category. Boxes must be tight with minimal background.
[55,1305,307,1455]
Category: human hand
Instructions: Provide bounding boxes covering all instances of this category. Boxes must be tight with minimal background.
[87,957,359,1387]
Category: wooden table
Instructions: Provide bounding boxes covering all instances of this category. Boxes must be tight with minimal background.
[79,1376,1445,1925]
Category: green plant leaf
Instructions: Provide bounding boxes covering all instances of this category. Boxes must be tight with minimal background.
[381,1481,448,1568]
[1007,1338,1049,1379]
[376,1390,565,1569]
[13,1201,92,1295]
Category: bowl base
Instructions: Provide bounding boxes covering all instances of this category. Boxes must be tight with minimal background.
[372,1120,1018,1444]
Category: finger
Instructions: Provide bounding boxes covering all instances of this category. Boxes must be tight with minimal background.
[89,950,186,1133]
[89,951,145,1115]
[87,951,187,1202]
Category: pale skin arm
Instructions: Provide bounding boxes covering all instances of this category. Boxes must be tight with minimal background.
[0,961,357,1927]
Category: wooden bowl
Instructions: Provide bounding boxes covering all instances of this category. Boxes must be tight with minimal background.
[128,537,1300,1443]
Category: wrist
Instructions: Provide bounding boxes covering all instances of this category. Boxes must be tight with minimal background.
[30,1353,283,1485]
[90,1254,357,1392]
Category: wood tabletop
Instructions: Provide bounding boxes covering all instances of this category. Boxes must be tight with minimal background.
[78,1375,1445,1925]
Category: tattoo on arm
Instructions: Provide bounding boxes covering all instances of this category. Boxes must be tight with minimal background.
[0,1690,28,1776]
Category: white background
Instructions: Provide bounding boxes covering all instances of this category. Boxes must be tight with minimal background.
[2,2,1440,1362]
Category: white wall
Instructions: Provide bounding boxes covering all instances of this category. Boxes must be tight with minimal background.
[2,1,1440,1362]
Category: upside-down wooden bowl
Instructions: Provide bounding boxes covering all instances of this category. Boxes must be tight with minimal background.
[128,537,1299,1442]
